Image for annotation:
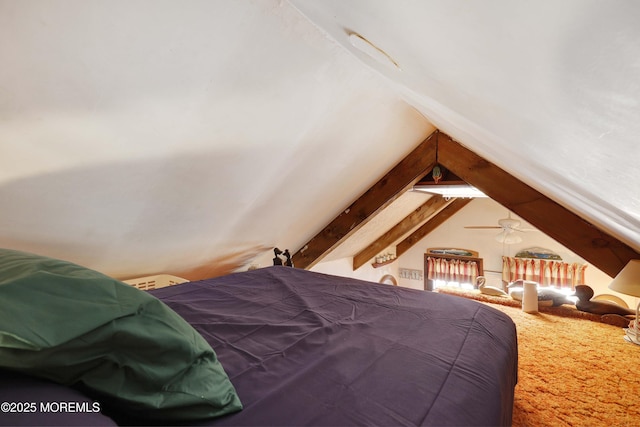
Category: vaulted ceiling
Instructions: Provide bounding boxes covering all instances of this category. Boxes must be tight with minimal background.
[1,1,638,280]
[293,130,640,278]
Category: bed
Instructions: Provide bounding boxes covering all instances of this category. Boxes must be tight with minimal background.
[0,249,518,426]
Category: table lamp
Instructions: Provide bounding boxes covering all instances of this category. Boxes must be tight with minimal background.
[608,260,640,345]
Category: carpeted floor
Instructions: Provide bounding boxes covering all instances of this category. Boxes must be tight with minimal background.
[441,290,640,426]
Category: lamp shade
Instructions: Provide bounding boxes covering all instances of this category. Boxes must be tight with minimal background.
[609,260,640,297]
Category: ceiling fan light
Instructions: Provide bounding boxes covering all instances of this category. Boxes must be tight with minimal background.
[495,231,522,244]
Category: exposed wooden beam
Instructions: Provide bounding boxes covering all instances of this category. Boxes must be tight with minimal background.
[436,132,640,277]
[396,198,473,257]
[352,195,452,270]
[292,132,438,269]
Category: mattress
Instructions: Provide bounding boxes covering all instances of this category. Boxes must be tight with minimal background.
[0,266,517,426]
[150,267,518,426]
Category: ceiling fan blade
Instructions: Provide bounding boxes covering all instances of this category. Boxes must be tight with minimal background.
[509,227,537,232]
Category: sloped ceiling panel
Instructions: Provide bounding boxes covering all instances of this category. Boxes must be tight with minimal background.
[0,1,431,278]
[291,0,640,254]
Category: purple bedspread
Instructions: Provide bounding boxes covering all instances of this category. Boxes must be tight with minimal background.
[150,267,518,426]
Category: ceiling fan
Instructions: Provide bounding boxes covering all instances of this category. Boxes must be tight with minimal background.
[464,212,535,244]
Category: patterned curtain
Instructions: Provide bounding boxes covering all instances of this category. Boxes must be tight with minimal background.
[427,257,479,284]
[501,256,587,289]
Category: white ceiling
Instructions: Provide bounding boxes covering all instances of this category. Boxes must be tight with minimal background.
[1,1,638,278]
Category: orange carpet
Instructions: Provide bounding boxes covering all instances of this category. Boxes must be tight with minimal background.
[465,298,640,426]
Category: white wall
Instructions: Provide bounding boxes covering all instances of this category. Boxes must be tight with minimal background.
[311,256,399,286]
